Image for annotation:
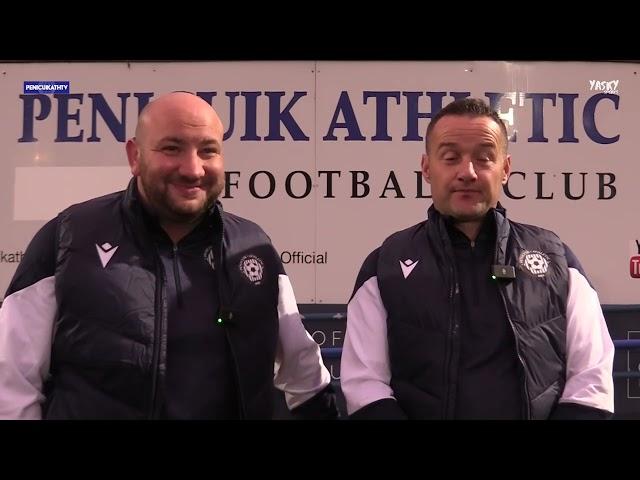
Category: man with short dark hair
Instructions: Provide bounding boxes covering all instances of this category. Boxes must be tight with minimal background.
[341,98,614,420]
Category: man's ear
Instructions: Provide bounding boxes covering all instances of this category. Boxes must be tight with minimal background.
[421,153,431,184]
[502,154,512,184]
[126,138,140,176]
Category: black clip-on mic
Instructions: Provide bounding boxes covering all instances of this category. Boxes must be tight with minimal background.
[491,264,516,282]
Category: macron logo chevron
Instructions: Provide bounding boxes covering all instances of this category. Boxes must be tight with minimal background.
[96,242,119,268]
[400,259,419,279]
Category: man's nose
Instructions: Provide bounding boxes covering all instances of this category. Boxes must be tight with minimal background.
[179,150,205,179]
[458,159,478,181]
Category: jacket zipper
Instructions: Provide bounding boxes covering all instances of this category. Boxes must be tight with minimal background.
[443,266,460,419]
[214,212,247,419]
[224,328,247,419]
[494,237,531,420]
[470,241,479,305]
[172,245,183,307]
[149,251,166,419]
[497,286,530,419]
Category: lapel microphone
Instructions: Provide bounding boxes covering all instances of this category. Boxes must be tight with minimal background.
[491,264,516,282]
[217,308,235,326]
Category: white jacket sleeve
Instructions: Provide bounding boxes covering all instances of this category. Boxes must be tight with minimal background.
[340,275,395,415]
[273,274,331,409]
[0,277,57,419]
[560,267,615,413]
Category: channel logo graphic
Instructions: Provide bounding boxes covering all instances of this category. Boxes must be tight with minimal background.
[630,240,640,279]
[588,79,620,95]
[23,81,70,94]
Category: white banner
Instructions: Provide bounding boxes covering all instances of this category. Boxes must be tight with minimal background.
[1,61,637,304]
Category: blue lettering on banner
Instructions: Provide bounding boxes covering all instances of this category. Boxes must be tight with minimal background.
[17,91,620,144]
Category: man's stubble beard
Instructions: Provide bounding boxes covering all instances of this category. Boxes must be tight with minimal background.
[138,172,225,224]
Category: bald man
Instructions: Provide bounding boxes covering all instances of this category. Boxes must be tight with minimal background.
[0,92,337,420]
